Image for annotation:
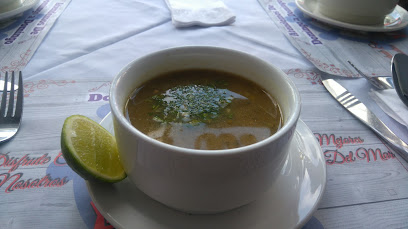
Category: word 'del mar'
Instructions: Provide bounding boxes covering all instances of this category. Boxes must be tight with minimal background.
[324,148,396,164]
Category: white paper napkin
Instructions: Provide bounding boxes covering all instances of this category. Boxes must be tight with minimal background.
[164,0,236,28]
[370,89,408,128]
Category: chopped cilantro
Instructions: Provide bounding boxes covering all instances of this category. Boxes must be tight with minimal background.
[149,84,234,124]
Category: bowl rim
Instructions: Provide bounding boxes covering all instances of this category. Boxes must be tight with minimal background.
[109,45,301,156]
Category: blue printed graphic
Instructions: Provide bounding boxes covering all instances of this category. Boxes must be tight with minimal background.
[97,103,111,119]
[303,216,325,229]
[47,160,96,229]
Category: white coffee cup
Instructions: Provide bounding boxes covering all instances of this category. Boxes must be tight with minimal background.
[317,0,399,25]
[110,46,301,214]
[0,0,21,12]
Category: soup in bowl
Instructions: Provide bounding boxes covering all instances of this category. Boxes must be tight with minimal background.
[110,46,301,214]
[125,68,284,150]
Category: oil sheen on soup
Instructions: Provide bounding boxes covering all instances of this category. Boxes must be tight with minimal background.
[125,69,283,150]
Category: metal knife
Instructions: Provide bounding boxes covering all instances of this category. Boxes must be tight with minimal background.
[321,78,408,162]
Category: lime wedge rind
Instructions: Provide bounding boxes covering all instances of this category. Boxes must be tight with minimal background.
[61,115,126,183]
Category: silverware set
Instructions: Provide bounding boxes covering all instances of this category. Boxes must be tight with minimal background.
[321,53,408,161]
[0,71,23,143]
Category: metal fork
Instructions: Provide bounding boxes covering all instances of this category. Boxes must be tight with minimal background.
[347,60,394,90]
[0,71,23,143]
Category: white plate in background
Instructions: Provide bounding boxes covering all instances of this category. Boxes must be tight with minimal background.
[0,0,40,22]
[296,0,408,32]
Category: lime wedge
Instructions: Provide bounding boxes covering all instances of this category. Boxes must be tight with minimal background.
[61,115,126,183]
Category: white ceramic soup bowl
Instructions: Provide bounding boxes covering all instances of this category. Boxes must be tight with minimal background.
[317,0,398,25]
[110,46,301,214]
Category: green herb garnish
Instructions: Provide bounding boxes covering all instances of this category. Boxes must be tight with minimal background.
[149,84,234,124]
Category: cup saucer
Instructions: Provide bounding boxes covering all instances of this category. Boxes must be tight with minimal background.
[295,0,408,32]
[0,0,39,22]
[86,113,326,229]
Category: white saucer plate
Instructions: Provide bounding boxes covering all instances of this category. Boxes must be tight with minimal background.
[0,0,40,22]
[87,113,326,229]
[296,0,408,32]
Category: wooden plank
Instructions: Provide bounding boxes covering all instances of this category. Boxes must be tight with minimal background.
[315,198,408,228]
